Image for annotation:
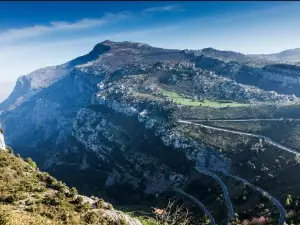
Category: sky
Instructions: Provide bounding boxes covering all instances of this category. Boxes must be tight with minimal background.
[0,1,300,101]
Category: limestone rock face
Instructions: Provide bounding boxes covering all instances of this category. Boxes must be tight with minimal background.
[0,129,5,149]
[1,40,300,202]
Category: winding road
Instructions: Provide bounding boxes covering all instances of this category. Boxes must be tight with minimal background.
[173,187,216,225]
[195,167,234,224]
[189,118,300,122]
[179,119,289,225]
[212,168,287,225]
[178,120,300,156]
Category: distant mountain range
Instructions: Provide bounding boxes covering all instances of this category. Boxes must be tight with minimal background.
[250,48,300,63]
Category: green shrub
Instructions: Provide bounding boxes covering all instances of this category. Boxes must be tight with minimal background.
[286,194,293,207]
[106,203,113,210]
[4,195,15,204]
[40,211,55,219]
[25,199,35,206]
[74,196,84,205]
[25,157,37,169]
[37,172,58,188]
[83,211,98,224]
[5,146,13,154]
[25,204,38,213]
[42,195,62,206]
[52,181,67,193]
[69,187,78,198]
[119,217,127,225]
[96,198,105,209]
[0,210,9,225]
[2,192,26,204]
[57,210,70,223]
[77,202,92,212]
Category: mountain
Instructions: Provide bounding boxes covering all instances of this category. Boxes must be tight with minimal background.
[1,40,300,224]
[0,148,142,225]
[250,48,300,63]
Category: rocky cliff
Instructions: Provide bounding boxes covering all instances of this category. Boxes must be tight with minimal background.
[1,41,300,224]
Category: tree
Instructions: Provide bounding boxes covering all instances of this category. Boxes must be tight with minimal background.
[285,194,293,207]
[152,199,192,225]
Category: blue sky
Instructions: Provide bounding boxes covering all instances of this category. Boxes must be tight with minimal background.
[0,1,300,101]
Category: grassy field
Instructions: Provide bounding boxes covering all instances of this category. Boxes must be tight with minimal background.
[160,89,248,108]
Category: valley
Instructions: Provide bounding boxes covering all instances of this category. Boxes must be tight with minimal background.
[1,40,300,224]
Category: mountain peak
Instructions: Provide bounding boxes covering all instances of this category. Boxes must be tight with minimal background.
[201,47,217,52]
[90,42,111,54]
[101,39,114,44]
[99,40,153,49]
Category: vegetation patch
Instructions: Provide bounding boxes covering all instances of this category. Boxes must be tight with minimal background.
[160,89,248,108]
[0,149,141,225]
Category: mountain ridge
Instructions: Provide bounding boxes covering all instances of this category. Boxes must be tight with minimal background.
[3,41,300,110]
[249,48,300,63]
[2,40,300,224]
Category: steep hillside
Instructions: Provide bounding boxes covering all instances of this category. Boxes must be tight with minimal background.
[0,148,142,225]
[1,41,300,224]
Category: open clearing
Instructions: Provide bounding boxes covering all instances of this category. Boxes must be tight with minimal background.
[160,89,249,108]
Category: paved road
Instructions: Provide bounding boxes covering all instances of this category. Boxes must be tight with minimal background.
[178,120,300,156]
[173,187,216,225]
[189,118,300,122]
[180,119,288,225]
[213,168,287,225]
[195,167,234,224]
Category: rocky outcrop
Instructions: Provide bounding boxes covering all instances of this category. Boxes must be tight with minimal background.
[0,128,5,149]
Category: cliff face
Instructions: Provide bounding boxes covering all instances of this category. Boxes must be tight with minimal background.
[0,41,191,200]
[0,129,5,149]
[1,41,300,223]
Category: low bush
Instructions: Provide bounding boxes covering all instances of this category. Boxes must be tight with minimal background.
[83,211,98,224]
[25,157,37,169]
[96,198,105,209]
[6,146,13,154]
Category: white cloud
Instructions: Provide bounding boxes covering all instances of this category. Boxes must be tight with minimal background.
[142,4,184,14]
[209,2,300,24]
[1,2,300,102]
[0,4,181,46]
[0,12,130,44]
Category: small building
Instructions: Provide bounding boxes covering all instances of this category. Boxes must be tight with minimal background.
[0,128,6,150]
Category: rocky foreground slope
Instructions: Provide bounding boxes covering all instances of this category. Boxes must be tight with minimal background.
[1,40,300,224]
[0,148,142,225]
